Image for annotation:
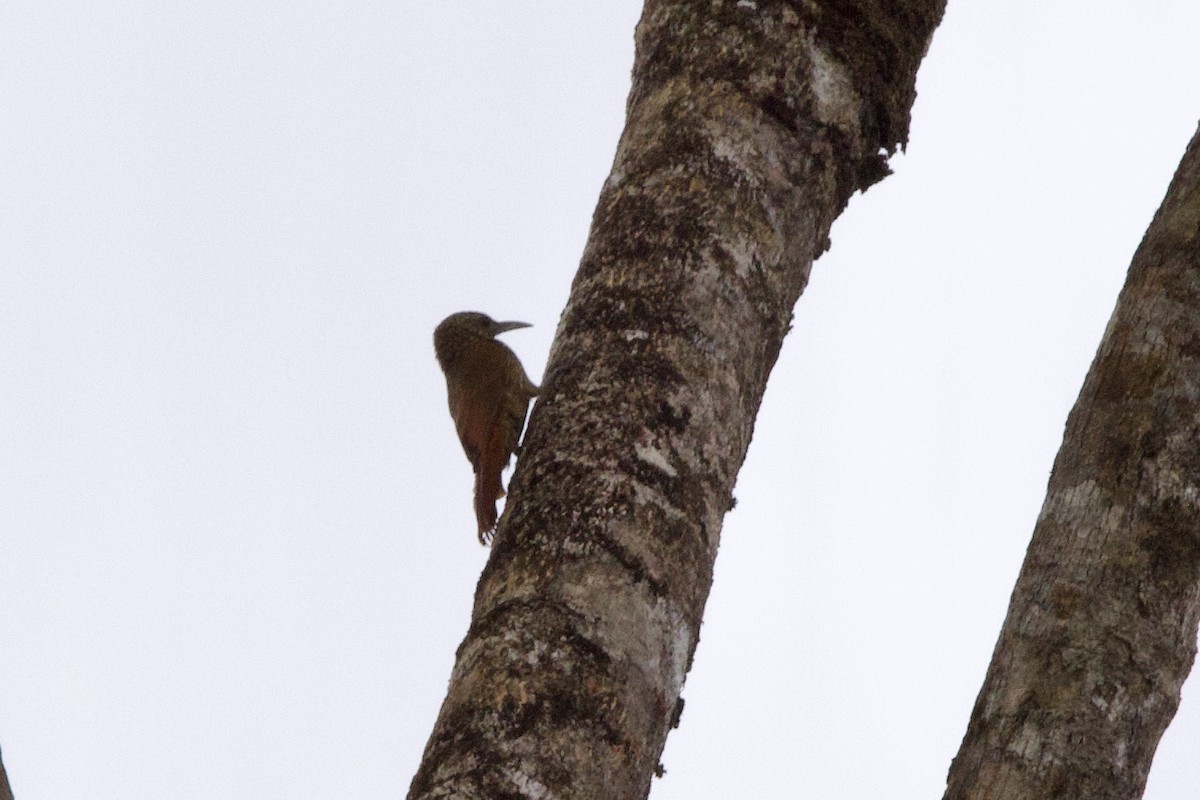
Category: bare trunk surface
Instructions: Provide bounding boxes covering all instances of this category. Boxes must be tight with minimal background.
[409,2,944,798]
[945,124,1200,799]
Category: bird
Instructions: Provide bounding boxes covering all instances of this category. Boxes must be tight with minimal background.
[433,311,538,543]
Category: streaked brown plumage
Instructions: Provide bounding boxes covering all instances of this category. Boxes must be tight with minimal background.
[434,312,538,543]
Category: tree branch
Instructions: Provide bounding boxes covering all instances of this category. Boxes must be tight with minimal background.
[0,744,14,800]
[945,123,1200,799]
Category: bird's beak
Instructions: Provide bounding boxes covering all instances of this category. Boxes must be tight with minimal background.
[492,320,532,334]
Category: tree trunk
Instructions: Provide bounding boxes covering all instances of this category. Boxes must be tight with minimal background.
[944,124,1200,799]
[409,2,944,798]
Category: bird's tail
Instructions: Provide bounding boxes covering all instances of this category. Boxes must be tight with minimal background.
[473,467,504,544]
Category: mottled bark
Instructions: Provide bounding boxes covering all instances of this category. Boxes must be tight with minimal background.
[945,125,1200,799]
[410,2,944,798]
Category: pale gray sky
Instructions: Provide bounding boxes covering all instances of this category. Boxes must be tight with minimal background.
[3,3,1200,798]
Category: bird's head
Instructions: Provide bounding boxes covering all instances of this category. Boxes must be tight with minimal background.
[437,311,532,340]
